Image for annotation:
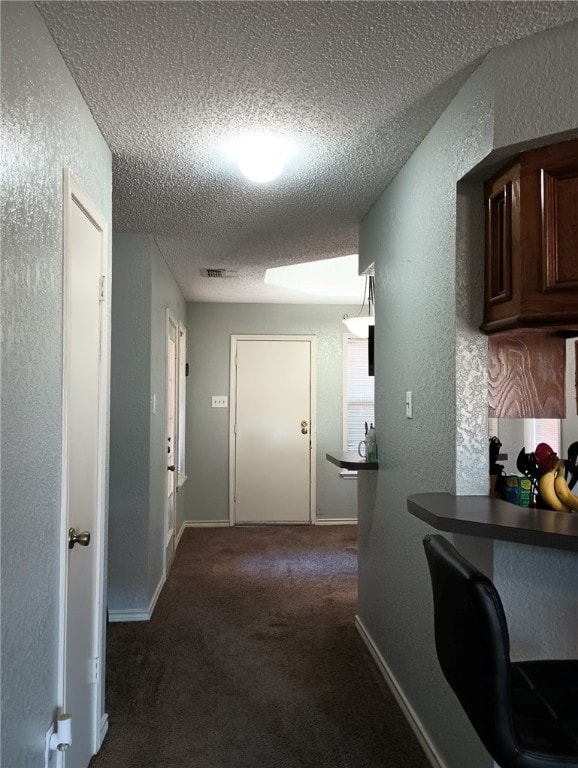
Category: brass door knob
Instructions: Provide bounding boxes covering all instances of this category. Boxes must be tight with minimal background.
[68,528,91,549]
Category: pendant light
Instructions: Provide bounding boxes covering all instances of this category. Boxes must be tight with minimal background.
[342,276,375,338]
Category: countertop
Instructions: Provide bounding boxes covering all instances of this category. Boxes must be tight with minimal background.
[326,451,378,471]
[408,492,578,552]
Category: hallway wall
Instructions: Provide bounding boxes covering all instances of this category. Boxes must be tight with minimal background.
[109,234,186,617]
[0,3,112,765]
[109,235,151,612]
[358,20,578,768]
[183,302,361,528]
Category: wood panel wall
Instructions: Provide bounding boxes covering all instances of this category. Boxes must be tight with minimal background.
[488,331,566,418]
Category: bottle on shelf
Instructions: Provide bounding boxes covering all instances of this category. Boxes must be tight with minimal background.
[366,423,378,463]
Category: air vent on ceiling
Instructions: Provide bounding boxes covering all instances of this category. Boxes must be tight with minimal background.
[200,268,237,279]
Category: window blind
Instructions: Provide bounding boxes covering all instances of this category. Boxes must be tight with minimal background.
[525,419,561,456]
[488,417,499,437]
[344,335,375,451]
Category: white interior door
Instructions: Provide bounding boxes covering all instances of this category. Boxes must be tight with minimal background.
[232,337,315,524]
[61,170,107,766]
[166,314,178,564]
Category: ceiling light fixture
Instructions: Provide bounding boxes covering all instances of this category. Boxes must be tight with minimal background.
[342,276,375,338]
[229,134,294,183]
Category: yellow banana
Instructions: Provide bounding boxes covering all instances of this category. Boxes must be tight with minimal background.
[554,466,578,512]
[539,462,570,512]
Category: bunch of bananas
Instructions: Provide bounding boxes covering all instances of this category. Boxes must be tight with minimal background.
[539,459,578,513]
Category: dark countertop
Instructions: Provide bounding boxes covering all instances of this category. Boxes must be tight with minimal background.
[408,493,578,552]
[326,451,378,471]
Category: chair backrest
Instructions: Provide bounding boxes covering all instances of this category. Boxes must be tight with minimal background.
[423,534,519,765]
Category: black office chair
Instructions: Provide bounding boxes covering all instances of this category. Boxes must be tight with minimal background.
[423,534,578,768]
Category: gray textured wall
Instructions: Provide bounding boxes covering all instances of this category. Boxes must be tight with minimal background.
[492,21,578,149]
[0,3,112,765]
[109,234,187,614]
[358,21,578,768]
[359,57,495,768]
[109,234,152,611]
[183,303,361,527]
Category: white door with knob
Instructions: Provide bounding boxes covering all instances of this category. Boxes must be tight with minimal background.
[230,336,316,524]
[60,170,108,766]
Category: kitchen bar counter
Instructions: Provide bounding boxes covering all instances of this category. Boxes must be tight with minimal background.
[408,493,578,553]
[326,451,378,471]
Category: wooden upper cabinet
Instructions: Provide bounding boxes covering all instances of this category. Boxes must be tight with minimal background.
[481,137,578,334]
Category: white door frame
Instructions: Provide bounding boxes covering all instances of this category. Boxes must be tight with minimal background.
[164,309,179,571]
[57,169,109,757]
[176,321,187,492]
[228,335,317,526]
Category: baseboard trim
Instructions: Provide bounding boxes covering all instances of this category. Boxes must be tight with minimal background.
[148,572,166,618]
[108,608,150,622]
[180,519,356,527]
[108,574,166,623]
[98,713,109,749]
[181,520,231,528]
[355,615,446,768]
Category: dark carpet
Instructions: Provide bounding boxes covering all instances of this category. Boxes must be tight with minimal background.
[90,525,430,768]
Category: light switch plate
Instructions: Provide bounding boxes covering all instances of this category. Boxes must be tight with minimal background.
[405,391,413,419]
[212,395,228,408]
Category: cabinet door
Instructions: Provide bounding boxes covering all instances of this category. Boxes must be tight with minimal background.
[482,138,578,333]
[540,152,578,293]
[486,176,514,305]
[483,161,520,328]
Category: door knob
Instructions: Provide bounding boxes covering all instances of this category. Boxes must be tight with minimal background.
[301,419,308,435]
[68,527,91,549]
[167,465,176,471]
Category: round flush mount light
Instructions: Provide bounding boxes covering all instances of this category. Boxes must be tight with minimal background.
[228,134,294,183]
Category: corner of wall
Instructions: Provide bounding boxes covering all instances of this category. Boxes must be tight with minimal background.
[108,234,154,613]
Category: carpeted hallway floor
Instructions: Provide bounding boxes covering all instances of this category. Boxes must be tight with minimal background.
[90,525,430,767]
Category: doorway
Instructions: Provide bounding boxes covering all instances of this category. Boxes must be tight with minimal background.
[230,336,316,524]
[165,311,178,567]
[59,169,108,765]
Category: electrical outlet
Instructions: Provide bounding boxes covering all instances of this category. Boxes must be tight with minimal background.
[211,395,228,408]
[44,724,55,768]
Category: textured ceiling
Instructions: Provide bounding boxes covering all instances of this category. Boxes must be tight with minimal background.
[37,1,578,303]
